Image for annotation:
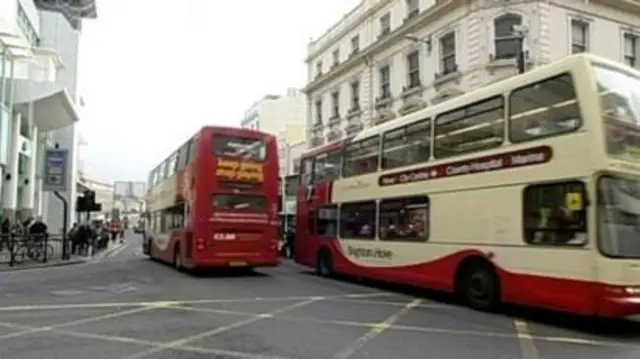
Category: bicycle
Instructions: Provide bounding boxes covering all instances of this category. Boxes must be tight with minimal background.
[12,240,55,264]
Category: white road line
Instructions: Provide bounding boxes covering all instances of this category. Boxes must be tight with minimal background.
[120,297,324,359]
[329,299,423,359]
[513,319,540,359]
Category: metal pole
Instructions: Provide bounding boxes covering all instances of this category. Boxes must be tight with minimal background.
[54,191,68,260]
[281,143,290,234]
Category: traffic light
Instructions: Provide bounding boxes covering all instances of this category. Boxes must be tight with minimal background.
[76,190,103,213]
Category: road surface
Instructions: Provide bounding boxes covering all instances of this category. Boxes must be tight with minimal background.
[0,233,638,359]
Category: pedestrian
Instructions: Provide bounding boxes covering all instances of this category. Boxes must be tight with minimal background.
[68,223,79,255]
[0,217,10,252]
[283,229,295,259]
[75,223,91,256]
[28,216,48,239]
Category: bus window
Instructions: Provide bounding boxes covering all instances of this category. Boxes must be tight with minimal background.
[339,201,376,239]
[212,194,267,212]
[435,96,504,158]
[315,150,341,182]
[148,169,156,190]
[379,196,430,242]
[523,181,587,246]
[382,119,430,169]
[343,136,380,177]
[598,176,640,258]
[509,73,581,143]
[300,158,313,186]
[167,153,178,177]
[176,141,190,170]
[214,135,266,161]
[316,206,338,237]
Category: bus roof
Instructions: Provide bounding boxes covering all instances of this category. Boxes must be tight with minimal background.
[200,126,276,140]
[301,53,634,159]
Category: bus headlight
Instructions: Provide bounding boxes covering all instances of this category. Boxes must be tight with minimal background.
[624,286,640,295]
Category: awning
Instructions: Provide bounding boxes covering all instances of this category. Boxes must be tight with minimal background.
[15,89,80,131]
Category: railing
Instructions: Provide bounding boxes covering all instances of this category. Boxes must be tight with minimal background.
[0,233,64,267]
[0,231,111,268]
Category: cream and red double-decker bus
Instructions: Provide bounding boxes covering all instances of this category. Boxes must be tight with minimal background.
[295,53,640,317]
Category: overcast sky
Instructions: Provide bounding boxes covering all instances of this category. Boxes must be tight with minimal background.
[77,0,360,183]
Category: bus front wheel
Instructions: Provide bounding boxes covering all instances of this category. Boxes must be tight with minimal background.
[316,248,333,277]
[457,260,500,311]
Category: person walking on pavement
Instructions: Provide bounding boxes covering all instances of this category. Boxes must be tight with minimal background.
[283,229,295,259]
[69,223,79,255]
[0,217,10,252]
[75,223,91,256]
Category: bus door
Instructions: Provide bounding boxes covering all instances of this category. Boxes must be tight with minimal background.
[594,175,640,316]
[295,154,336,266]
[295,157,316,265]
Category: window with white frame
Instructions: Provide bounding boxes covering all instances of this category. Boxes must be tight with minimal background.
[624,33,638,68]
[406,0,419,16]
[439,31,456,74]
[315,100,323,123]
[379,65,391,99]
[332,49,340,66]
[406,51,420,88]
[380,13,391,35]
[350,81,360,109]
[331,91,340,118]
[571,19,589,54]
[494,13,522,59]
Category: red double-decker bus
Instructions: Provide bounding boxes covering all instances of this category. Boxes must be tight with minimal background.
[144,126,281,270]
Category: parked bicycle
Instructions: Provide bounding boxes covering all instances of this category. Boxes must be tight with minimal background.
[12,239,55,264]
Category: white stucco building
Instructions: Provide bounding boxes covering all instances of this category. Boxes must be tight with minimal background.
[0,0,96,232]
[240,88,307,177]
[303,0,640,149]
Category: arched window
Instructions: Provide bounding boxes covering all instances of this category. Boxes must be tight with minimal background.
[494,13,523,59]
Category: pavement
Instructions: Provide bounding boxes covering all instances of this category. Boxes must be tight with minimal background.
[0,234,638,359]
[0,236,126,272]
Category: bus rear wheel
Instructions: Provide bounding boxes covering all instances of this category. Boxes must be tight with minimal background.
[173,246,182,270]
[316,249,333,277]
[458,261,500,311]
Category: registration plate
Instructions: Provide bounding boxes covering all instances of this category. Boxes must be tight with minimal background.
[229,261,247,267]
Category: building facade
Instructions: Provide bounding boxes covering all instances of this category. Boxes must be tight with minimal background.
[240,88,307,177]
[0,0,96,232]
[303,0,640,149]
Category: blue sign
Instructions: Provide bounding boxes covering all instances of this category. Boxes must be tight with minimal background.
[43,148,69,192]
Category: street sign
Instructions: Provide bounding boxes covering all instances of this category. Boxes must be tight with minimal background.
[43,148,69,192]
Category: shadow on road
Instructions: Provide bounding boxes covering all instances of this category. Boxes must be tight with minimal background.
[148,258,271,279]
[300,270,640,339]
[189,267,270,279]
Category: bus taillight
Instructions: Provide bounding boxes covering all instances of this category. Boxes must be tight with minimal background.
[196,238,205,251]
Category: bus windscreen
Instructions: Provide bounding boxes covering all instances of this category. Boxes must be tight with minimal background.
[596,65,640,161]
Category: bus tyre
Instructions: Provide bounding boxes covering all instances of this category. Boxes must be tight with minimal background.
[316,249,333,277]
[458,261,500,311]
[174,246,182,270]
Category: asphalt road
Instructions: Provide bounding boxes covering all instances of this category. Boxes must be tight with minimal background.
[0,233,639,359]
